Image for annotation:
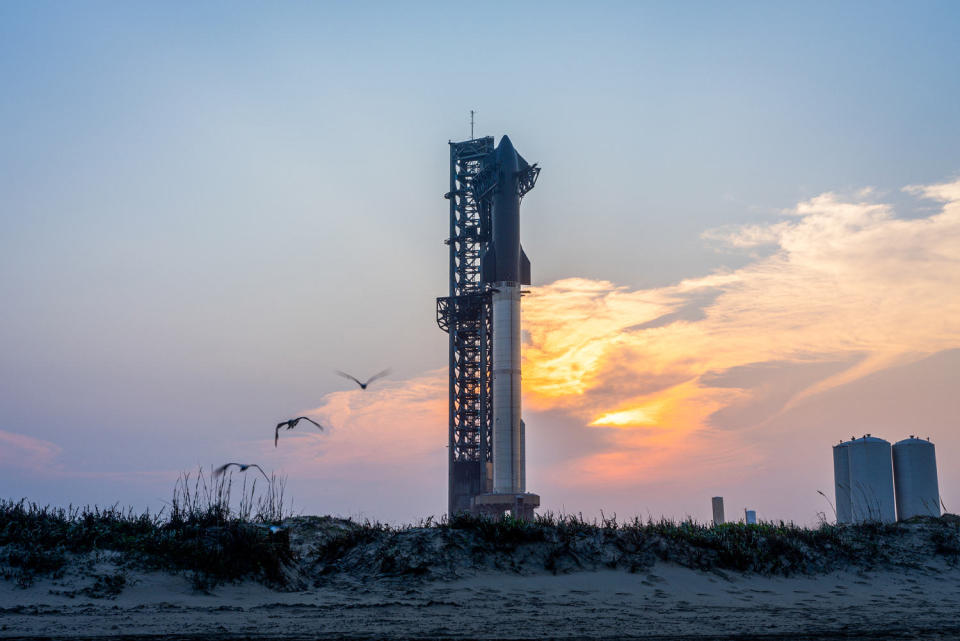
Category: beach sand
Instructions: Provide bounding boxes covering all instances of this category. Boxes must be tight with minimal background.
[2,559,959,639]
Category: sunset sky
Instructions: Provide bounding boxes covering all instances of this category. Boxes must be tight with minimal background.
[2,2,958,524]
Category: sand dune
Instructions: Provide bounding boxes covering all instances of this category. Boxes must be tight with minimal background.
[3,562,959,639]
[2,516,959,639]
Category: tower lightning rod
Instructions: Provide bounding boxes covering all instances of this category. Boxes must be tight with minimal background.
[470,110,475,139]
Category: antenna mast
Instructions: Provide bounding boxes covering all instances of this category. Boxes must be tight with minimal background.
[470,110,475,139]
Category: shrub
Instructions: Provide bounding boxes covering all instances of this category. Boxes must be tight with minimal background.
[0,468,296,590]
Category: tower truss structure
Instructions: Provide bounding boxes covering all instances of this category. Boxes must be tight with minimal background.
[436,136,495,516]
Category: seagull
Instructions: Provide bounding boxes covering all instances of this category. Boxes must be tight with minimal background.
[275,416,324,447]
[336,369,391,390]
[213,462,270,483]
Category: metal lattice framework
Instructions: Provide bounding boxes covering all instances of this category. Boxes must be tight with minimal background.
[437,137,495,516]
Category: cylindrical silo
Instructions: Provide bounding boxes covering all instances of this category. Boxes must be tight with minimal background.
[712,497,725,525]
[833,441,852,523]
[846,436,896,523]
[893,437,940,520]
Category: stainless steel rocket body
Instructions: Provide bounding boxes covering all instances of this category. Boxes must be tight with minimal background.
[485,136,529,495]
[492,285,523,493]
[490,137,521,283]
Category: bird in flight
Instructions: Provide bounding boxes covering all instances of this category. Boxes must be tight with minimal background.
[337,369,391,390]
[213,462,270,482]
[275,416,324,447]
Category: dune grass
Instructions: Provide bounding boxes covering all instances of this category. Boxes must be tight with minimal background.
[0,468,295,590]
[312,511,955,579]
[3,482,958,591]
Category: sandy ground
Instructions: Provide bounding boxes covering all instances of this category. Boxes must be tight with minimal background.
[2,560,959,640]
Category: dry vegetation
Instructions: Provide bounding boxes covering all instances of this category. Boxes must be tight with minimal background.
[2,474,958,595]
[0,469,293,591]
[307,511,959,581]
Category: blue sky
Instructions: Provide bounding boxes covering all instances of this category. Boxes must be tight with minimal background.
[1,2,958,521]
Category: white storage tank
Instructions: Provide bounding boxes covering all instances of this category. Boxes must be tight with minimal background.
[892,437,940,519]
[845,435,896,523]
[833,441,852,523]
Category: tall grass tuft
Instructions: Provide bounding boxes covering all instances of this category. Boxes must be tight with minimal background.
[0,467,296,590]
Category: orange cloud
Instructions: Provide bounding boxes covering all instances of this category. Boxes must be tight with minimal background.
[519,179,960,486]
[283,370,447,477]
[289,179,960,511]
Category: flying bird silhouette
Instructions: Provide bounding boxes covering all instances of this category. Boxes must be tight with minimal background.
[336,369,391,390]
[275,416,324,447]
[213,462,270,482]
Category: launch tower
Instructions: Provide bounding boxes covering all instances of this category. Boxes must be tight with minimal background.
[436,134,541,518]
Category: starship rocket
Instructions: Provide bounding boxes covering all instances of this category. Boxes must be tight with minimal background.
[481,135,533,495]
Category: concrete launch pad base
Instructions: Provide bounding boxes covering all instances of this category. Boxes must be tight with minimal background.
[471,492,540,520]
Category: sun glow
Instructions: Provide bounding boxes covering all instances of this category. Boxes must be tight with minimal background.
[516,180,960,484]
[287,179,960,496]
[590,406,660,427]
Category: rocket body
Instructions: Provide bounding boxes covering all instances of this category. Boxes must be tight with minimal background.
[484,136,531,495]
[492,285,522,492]
[490,136,522,282]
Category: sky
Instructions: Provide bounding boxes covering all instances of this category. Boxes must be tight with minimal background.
[1,1,958,524]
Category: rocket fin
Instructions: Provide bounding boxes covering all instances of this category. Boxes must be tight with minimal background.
[520,245,531,285]
[482,244,497,283]
[516,152,530,172]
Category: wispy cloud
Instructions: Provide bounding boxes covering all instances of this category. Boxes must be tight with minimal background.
[285,179,960,516]
[283,371,447,477]
[0,429,62,473]
[0,428,182,484]
[520,179,960,486]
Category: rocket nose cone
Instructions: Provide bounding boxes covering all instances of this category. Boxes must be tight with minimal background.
[497,135,515,156]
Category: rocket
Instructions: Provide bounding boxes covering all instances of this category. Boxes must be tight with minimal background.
[481,136,532,287]
[481,135,535,495]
